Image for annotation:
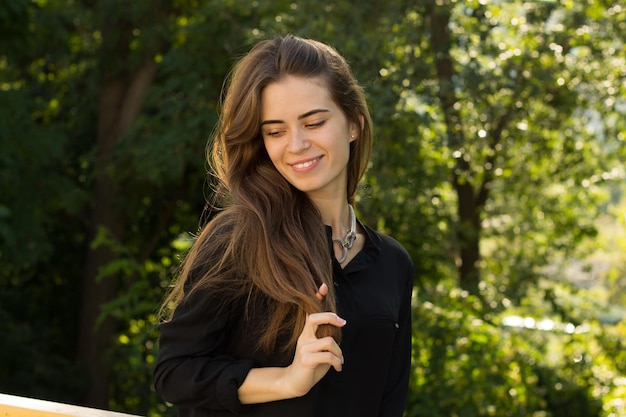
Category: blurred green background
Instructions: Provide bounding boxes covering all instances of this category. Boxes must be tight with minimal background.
[1,0,624,416]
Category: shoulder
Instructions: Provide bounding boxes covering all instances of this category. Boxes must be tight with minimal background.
[359,223,414,284]
[357,224,414,306]
[198,208,237,240]
[364,224,412,259]
[183,208,247,290]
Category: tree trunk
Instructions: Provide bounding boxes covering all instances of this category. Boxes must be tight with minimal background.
[456,184,482,294]
[77,28,157,406]
[428,2,515,295]
[428,2,482,294]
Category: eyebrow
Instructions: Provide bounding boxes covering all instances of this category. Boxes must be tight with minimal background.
[260,109,330,126]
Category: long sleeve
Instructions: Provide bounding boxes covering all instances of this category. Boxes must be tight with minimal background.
[154,285,254,414]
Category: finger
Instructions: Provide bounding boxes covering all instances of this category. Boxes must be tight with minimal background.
[299,338,344,371]
[312,350,344,372]
[302,336,343,357]
[301,313,346,339]
[305,312,347,329]
[315,283,329,301]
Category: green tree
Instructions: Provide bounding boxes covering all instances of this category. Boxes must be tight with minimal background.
[0,0,272,408]
[1,0,625,415]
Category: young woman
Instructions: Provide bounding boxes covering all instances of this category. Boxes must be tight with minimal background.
[154,35,414,417]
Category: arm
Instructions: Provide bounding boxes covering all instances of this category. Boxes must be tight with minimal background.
[154,286,253,413]
[238,312,346,403]
[154,282,345,412]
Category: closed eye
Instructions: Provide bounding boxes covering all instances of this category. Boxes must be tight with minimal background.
[305,120,325,129]
[264,130,285,138]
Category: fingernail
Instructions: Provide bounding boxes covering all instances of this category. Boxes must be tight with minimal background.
[337,316,347,325]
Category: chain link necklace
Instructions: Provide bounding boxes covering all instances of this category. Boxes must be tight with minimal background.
[332,205,357,264]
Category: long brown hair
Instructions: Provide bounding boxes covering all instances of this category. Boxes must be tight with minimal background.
[160,35,373,353]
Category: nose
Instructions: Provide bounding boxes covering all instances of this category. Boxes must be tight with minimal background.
[287,129,310,153]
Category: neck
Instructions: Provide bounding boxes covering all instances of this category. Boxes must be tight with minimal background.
[311,198,351,237]
[329,204,356,264]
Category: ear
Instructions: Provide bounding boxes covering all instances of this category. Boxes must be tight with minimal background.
[349,114,365,142]
[349,125,358,142]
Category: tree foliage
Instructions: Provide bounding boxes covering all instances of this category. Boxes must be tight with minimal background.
[1,0,624,416]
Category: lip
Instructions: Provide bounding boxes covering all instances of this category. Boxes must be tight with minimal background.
[289,156,323,173]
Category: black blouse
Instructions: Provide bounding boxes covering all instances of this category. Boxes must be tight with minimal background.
[154,222,414,417]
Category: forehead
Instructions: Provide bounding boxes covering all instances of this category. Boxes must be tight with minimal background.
[261,75,335,118]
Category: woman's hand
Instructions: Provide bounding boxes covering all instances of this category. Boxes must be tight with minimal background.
[282,311,346,398]
[238,310,346,404]
[315,282,329,301]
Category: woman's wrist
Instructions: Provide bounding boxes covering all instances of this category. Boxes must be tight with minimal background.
[238,366,299,404]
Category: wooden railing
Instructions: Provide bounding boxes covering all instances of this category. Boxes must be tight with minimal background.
[0,393,141,417]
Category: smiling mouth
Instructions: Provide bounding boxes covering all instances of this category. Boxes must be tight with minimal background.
[291,157,321,170]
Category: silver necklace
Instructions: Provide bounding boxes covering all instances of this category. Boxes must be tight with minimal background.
[332,205,357,264]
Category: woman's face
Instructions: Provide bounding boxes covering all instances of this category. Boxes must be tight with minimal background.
[261,75,357,200]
